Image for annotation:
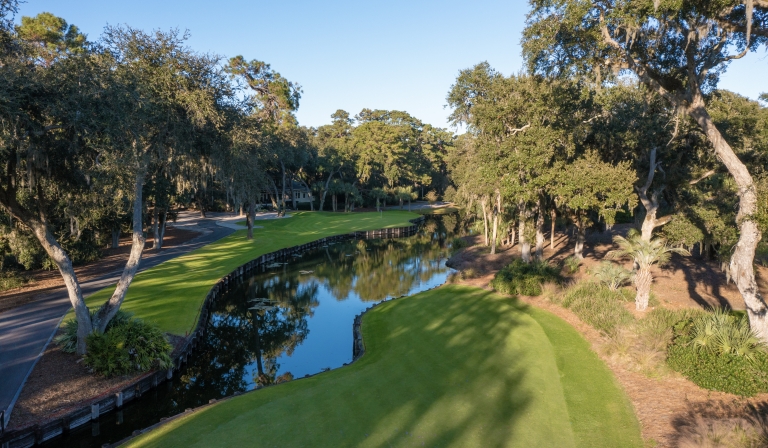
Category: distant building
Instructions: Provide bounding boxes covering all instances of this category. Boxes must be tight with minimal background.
[260,181,312,207]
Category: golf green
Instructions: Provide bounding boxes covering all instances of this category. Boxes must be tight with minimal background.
[77,211,420,335]
[124,285,642,448]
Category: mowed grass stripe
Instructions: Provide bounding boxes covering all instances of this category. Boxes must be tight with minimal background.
[125,286,641,448]
[74,211,419,335]
[528,308,642,448]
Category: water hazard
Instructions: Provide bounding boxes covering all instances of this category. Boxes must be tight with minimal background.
[45,214,458,447]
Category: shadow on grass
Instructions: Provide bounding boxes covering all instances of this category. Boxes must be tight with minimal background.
[128,286,588,448]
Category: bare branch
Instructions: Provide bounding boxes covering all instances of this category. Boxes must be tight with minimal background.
[507,122,531,136]
[689,169,717,185]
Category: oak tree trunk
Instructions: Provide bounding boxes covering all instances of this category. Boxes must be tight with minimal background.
[481,196,489,246]
[573,217,586,259]
[246,201,255,240]
[535,202,545,261]
[689,101,768,342]
[111,228,120,249]
[490,190,501,255]
[519,203,531,263]
[94,170,147,333]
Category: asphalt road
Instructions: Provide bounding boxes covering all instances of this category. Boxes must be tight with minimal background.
[0,214,236,430]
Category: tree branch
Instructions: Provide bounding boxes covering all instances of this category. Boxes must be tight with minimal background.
[689,169,717,185]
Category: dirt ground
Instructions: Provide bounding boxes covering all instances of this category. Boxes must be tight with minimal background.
[446,227,768,447]
[8,333,186,430]
[0,227,201,314]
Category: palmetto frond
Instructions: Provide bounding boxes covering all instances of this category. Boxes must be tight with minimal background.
[606,231,690,270]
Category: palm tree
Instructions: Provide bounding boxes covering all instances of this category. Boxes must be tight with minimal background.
[606,230,690,311]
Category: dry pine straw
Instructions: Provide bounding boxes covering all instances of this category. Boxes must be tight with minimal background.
[447,233,768,448]
[7,333,186,431]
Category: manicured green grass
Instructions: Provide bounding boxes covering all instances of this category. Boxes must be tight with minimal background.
[76,211,419,335]
[124,285,641,448]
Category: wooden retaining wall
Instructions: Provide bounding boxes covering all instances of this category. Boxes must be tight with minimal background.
[0,217,424,448]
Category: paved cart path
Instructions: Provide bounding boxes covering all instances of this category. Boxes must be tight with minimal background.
[0,212,241,430]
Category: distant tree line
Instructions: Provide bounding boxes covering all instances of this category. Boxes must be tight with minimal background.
[0,5,454,354]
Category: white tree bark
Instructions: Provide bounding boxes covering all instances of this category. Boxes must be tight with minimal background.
[481,196,489,246]
[94,169,147,333]
[550,208,557,249]
[635,147,672,242]
[689,100,768,342]
[490,190,500,255]
[535,201,545,261]
[519,203,531,263]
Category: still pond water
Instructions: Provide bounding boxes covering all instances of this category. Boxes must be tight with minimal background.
[46,215,458,447]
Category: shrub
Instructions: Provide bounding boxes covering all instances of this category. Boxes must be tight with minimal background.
[591,261,632,291]
[560,281,634,333]
[425,190,439,204]
[450,237,468,251]
[56,309,133,353]
[668,310,768,396]
[563,255,581,274]
[57,310,172,377]
[490,259,560,296]
[84,317,172,377]
[0,271,28,291]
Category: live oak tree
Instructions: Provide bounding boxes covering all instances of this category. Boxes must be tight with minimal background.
[447,64,587,258]
[552,152,638,259]
[524,0,768,340]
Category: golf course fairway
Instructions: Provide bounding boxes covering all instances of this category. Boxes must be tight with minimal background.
[124,285,641,448]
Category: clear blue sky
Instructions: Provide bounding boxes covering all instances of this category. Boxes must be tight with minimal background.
[15,0,767,130]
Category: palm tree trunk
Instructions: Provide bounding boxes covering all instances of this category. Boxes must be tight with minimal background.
[550,208,556,249]
[634,268,653,311]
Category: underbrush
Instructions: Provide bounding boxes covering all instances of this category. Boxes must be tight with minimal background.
[557,281,634,333]
[554,280,768,395]
[449,237,468,251]
[56,310,172,377]
[668,310,768,396]
[603,308,704,377]
[0,271,28,291]
[673,402,768,448]
[490,259,560,296]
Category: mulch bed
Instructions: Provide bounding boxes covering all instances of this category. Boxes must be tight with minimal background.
[7,332,186,431]
[446,229,768,447]
[0,227,201,314]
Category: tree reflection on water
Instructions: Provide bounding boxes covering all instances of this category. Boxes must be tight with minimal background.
[169,214,456,409]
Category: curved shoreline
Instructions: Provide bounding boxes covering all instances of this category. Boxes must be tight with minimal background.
[0,217,425,447]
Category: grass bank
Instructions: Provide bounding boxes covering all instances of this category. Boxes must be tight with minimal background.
[124,285,641,448]
[78,211,419,335]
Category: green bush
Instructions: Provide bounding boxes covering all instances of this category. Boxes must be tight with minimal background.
[450,237,468,251]
[0,271,28,291]
[563,256,581,274]
[667,310,768,396]
[57,310,172,377]
[56,309,133,353]
[560,281,634,333]
[490,259,560,296]
[85,317,172,377]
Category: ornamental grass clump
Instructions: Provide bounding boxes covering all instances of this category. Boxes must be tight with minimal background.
[560,281,634,333]
[668,309,768,396]
[563,255,581,274]
[490,259,560,296]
